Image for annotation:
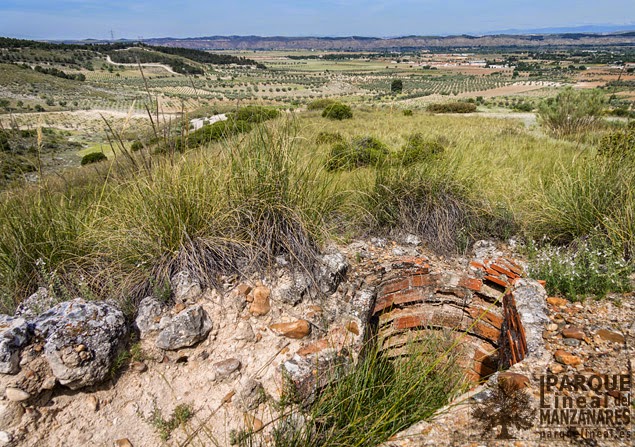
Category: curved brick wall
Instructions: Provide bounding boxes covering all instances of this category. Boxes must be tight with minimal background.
[371,256,527,382]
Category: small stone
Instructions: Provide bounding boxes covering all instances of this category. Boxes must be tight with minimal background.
[546,323,558,332]
[239,378,265,410]
[173,303,186,314]
[0,431,12,445]
[249,286,271,316]
[499,372,530,390]
[554,350,582,366]
[269,320,311,339]
[5,387,30,402]
[243,413,264,432]
[214,358,241,378]
[236,284,252,297]
[549,364,564,374]
[562,338,581,347]
[87,395,99,412]
[345,321,359,335]
[115,439,133,447]
[41,376,57,390]
[596,329,625,344]
[221,390,235,404]
[131,361,147,373]
[561,327,585,340]
[547,297,568,307]
[75,344,87,352]
[155,305,213,350]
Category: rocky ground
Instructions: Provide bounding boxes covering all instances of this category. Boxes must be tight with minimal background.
[0,238,632,447]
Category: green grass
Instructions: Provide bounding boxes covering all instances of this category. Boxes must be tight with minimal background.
[242,333,466,447]
[0,109,633,312]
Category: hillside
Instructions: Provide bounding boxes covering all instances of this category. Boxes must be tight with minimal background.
[142,32,635,51]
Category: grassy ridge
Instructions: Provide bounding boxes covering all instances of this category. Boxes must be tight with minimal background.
[0,109,633,312]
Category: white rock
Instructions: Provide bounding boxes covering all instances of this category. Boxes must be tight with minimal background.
[5,387,29,402]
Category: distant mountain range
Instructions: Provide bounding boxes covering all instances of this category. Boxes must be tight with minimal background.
[139,32,635,51]
[54,30,635,51]
[482,24,635,35]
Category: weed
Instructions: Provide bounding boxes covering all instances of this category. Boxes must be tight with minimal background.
[525,238,633,300]
[147,401,194,441]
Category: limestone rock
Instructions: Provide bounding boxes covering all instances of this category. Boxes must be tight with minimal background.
[238,377,265,410]
[249,286,271,316]
[512,279,550,359]
[0,431,11,445]
[269,320,311,339]
[171,271,202,303]
[5,387,29,402]
[472,240,502,260]
[233,321,255,342]
[274,273,310,306]
[33,299,127,390]
[318,251,348,294]
[14,287,56,320]
[134,297,164,337]
[0,315,31,374]
[214,358,241,378]
[155,305,212,350]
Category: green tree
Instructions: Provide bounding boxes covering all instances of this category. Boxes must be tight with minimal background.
[391,79,403,94]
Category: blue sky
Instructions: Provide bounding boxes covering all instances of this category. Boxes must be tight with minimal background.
[1,0,634,40]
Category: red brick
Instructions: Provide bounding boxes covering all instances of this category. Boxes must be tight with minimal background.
[394,315,428,330]
[484,275,510,288]
[373,295,395,314]
[411,274,435,288]
[472,321,501,342]
[392,289,426,306]
[467,307,504,329]
[380,278,411,296]
[490,263,519,279]
[459,276,483,292]
[469,261,486,271]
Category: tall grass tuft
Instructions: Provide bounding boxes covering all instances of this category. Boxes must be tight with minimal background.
[247,333,466,447]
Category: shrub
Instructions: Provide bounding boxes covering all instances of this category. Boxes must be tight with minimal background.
[307,98,337,111]
[427,102,477,113]
[526,239,633,300]
[597,127,635,162]
[397,133,445,166]
[325,136,388,171]
[391,79,403,94]
[402,109,414,116]
[538,87,605,137]
[233,105,280,123]
[322,103,353,120]
[315,131,344,145]
[130,140,143,152]
[81,152,107,165]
